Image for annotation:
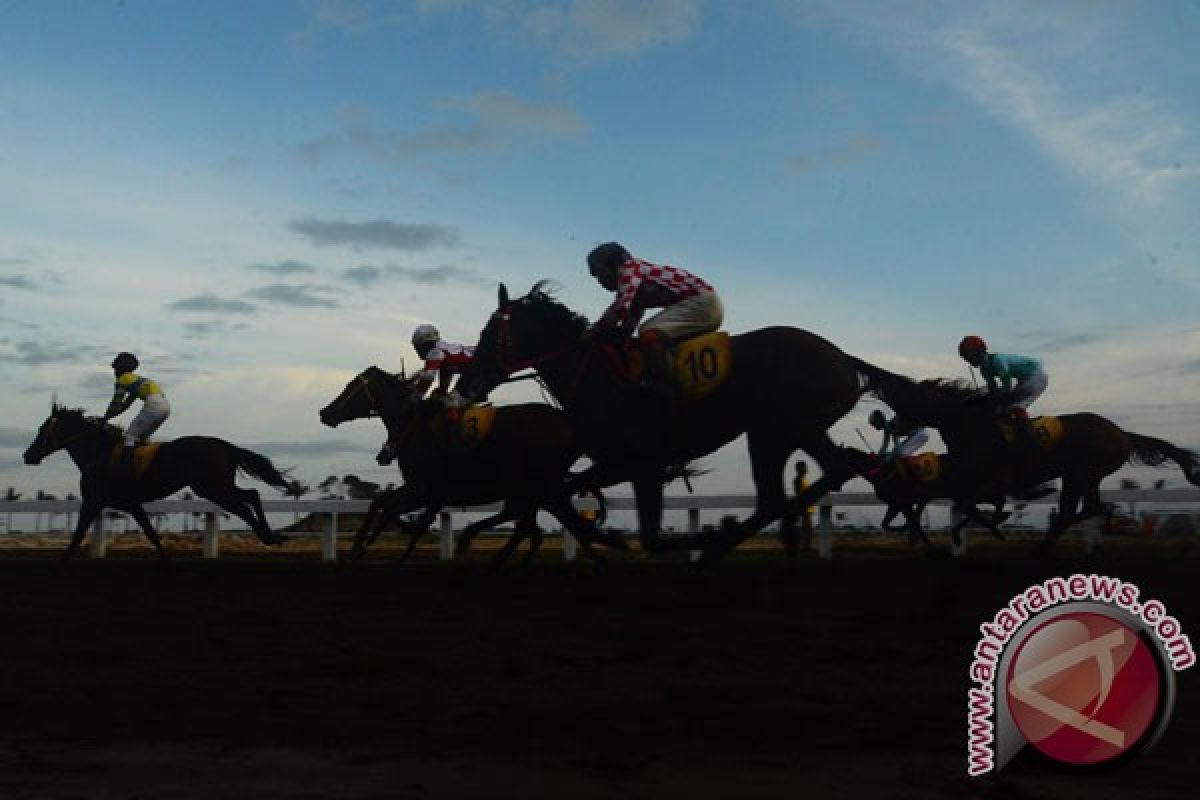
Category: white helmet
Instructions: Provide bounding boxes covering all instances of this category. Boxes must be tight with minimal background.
[412,324,440,349]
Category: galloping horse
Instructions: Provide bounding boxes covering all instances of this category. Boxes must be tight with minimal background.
[460,283,868,564]
[851,361,1200,553]
[318,366,619,564]
[23,404,291,561]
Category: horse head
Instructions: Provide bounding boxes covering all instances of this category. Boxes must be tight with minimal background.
[320,366,417,427]
[460,281,590,402]
[24,404,104,465]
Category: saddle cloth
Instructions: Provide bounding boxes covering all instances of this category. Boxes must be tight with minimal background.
[1000,415,1065,451]
[109,442,161,478]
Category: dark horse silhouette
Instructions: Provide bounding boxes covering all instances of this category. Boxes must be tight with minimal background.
[840,447,1019,549]
[23,404,291,562]
[851,360,1200,553]
[459,283,868,563]
[318,366,618,565]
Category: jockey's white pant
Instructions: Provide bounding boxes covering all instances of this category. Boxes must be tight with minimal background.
[124,393,170,447]
[640,291,724,342]
[1012,368,1048,409]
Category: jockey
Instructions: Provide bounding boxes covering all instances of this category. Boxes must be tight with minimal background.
[409,324,475,408]
[868,410,929,460]
[957,336,1048,411]
[585,242,724,394]
[101,352,170,476]
[378,324,475,466]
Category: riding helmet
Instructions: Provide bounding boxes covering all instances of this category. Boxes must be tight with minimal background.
[111,352,139,374]
[958,335,987,359]
[411,324,440,349]
[586,242,631,276]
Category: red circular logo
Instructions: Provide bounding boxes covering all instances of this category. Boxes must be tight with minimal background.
[1006,612,1162,765]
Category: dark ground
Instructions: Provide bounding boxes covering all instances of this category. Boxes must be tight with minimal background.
[0,549,1196,799]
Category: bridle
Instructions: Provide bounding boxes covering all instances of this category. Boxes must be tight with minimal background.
[490,305,577,382]
[330,372,385,419]
[37,416,96,454]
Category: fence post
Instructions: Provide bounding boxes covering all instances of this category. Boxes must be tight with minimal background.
[951,508,967,558]
[90,515,108,559]
[687,507,703,562]
[817,504,834,560]
[439,512,454,560]
[202,512,219,559]
[562,526,578,561]
[321,512,339,561]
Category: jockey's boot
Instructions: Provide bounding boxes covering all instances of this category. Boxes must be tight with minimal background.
[1008,407,1038,453]
[638,330,676,402]
[118,444,137,480]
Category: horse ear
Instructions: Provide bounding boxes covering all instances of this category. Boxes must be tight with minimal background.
[498,283,509,307]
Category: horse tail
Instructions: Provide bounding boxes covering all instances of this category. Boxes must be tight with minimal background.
[1125,432,1200,487]
[230,445,292,490]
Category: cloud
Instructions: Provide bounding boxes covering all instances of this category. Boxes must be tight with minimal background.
[289,217,460,251]
[0,274,36,290]
[183,320,250,339]
[167,293,258,314]
[787,134,881,174]
[0,339,106,366]
[0,257,33,267]
[1014,331,1107,353]
[296,90,584,164]
[521,0,701,57]
[246,259,318,275]
[244,284,342,309]
[341,264,487,288]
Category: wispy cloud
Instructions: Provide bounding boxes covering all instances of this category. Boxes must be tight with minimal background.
[787,134,881,174]
[520,0,702,57]
[0,257,33,267]
[0,339,106,365]
[289,218,460,251]
[297,90,585,164]
[244,284,342,309]
[167,294,258,314]
[246,259,318,275]
[341,264,486,288]
[0,274,36,290]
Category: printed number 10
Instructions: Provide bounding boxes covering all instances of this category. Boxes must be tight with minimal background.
[685,347,718,382]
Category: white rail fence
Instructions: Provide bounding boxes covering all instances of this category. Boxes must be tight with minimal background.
[1,489,1197,561]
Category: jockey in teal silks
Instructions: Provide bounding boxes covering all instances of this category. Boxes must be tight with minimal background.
[958,335,1048,450]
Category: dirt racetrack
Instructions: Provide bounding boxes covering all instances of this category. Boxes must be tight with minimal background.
[0,547,1196,799]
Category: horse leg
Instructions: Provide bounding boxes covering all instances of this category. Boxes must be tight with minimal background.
[127,504,169,561]
[1037,484,1082,556]
[523,523,545,565]
[699,433,791,564]
[457,508,514,558]
[237,487,286,546]
[207,491,282,548]
[634,471,702,554]
[62,497,103,564]
[489,507,536,569]
[541,495,607,564]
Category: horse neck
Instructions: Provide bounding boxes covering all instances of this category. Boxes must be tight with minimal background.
[534,345,617,418]
[60,423,115,470]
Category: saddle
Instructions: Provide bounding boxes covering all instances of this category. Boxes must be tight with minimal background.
[108,442,161,479]
[432,403,496,451]
[624,331,733,401]
[998,414,1064,452]
[894,452,942,483]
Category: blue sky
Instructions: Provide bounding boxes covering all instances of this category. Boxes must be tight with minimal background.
[2,0,1198,499]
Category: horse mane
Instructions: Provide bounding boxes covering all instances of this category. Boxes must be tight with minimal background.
[52,404,122,438]
[520,281,590,338]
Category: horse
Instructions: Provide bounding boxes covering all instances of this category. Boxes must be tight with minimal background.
[850,361,1200,553]
[318,366,619,565]
[23,404,291,562]
[459,282,869,564]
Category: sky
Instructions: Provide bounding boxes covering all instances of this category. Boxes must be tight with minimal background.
[1,0,1198,503]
